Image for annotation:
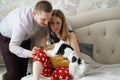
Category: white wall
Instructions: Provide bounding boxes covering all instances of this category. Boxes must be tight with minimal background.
[0,0,120,21]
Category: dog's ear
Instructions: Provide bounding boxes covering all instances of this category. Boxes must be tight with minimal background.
[50,31,60,43]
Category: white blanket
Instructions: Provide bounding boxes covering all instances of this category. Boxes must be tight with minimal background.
[21,53,120,80]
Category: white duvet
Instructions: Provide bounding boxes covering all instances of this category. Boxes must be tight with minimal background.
[21,53,120,80]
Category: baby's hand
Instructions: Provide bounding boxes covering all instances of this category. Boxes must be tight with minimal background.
[32,46,40,52]
[44,44,54,51]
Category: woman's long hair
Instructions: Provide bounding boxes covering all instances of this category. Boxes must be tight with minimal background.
[40,9,69,47]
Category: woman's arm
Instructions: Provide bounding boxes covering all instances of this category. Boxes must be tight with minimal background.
[69,32,81,57]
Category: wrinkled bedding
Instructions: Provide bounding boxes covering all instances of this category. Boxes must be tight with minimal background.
[79,53,120,80]
[21,53,120,80]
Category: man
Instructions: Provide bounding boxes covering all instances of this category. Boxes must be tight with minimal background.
[0,1,53,80]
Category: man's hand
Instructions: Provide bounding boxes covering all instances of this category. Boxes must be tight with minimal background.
[27,45,54,58]
[28,47,40,58]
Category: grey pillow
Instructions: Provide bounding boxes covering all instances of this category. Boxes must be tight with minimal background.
[78,43,93,58]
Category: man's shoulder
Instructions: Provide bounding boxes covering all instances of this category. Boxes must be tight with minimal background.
[13,5,34,12]
[8,5,34,20]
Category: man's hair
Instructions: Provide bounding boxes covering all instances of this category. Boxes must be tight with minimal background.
[34,0,53,13]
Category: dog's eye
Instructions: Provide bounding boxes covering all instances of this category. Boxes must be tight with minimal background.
[72,56,77,62]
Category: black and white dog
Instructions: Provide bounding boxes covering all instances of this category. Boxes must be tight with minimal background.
[46,32,86,80]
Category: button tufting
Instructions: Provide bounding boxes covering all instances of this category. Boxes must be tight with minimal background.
[104,32,106,35]
[88,32,91,36]
[96,50,99,53]
[112,49,114,53]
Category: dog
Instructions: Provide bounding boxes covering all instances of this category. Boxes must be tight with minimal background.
[45,31,86,80]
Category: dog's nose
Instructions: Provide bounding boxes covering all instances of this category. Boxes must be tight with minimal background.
[78,58,81,64]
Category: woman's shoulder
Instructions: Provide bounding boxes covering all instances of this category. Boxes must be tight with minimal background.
[68,32,77,39]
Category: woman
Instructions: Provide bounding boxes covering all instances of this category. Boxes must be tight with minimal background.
[32,9,80,80]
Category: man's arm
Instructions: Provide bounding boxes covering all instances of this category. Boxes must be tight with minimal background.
[9,26,35,58]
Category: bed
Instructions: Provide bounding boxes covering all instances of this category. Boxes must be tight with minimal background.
[22,7,120,80]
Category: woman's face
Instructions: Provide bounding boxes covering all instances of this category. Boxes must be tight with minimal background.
[50,16,62,34]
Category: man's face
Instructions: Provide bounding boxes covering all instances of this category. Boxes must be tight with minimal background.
[34,11,52,27]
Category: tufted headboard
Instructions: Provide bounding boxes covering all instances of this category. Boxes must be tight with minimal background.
[67,7,120,64]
